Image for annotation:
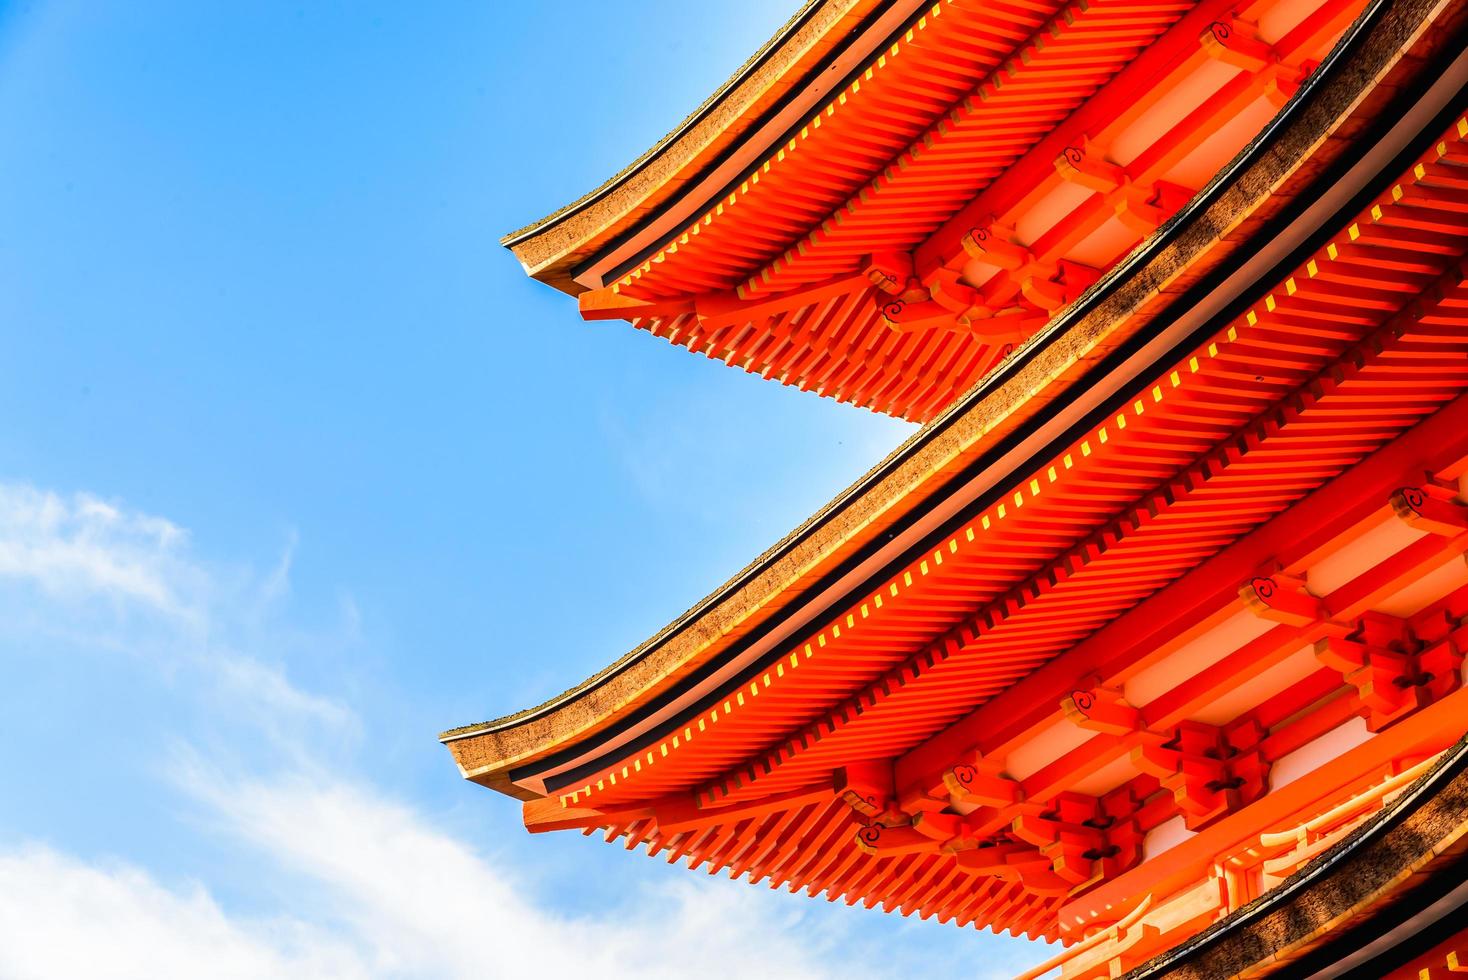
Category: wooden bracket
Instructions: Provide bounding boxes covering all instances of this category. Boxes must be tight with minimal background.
[1241,573,1327,626]
[1115,180,1195,235]
[1316,610,1466,731]
[1200,18,1276,73]
[862,251,916,296]
[1020,259,1100,311]
[953,840,1072,897]
[960,224,1030,270]
[1010,789,1144,893]
[836,760,905,825]
[853,822,939,857]
[941,757,1023,808]
[1391,484,1468,536]
[1054,138,1126,194]
[1063,684,1141,736]
[1133,720,1269,831]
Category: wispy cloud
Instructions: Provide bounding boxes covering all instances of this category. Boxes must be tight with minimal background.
[0,479,1037,979]
[0,776,872,980]
[0,846,368,980]
[172,768,855,980]
[0,484,196,618]
[0,482,353,732]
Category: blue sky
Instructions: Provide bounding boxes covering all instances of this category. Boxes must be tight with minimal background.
[0,4,1043,976]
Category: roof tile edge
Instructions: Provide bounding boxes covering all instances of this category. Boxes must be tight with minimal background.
[501,0,877,292]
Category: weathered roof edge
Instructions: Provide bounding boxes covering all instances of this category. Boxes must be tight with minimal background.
[500,0,884,292]
[443,0,1462,796]
[499,0,823,247]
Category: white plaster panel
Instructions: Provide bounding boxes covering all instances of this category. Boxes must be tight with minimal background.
[1269,716,1371,792]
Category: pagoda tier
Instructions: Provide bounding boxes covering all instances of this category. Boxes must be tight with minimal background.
[498,110,1468,938]
[520,0,1371,420]
[458,0,1468,974]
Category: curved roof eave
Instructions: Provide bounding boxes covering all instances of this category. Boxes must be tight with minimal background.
[500,0,896,293]
[444,0,1468,799]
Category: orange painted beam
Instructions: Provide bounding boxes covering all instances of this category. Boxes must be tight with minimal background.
[1057,684,1468,929]
[895,392,1468,800]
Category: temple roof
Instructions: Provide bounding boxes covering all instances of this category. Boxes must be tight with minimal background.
[452,0,1468,950]
[504,0,896,292]
[508,0,1373,420]
[448,0,1463,786]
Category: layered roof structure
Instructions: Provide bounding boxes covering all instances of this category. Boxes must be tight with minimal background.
[454,0,1468,974]
[510,0,1383,421]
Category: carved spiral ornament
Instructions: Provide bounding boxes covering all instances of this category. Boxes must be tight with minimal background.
[1250,576,1278,600]
[1209,20,1232,42]
[857,825,884,848]
[1397,485,1426,513]
[950,763,977,789]
[882,299,906,320]
[1070,689,1095,716]
[1063,145,1085,166]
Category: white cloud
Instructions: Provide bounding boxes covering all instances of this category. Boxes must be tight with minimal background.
[0,481,353,731]
[0,479,1037,980]
[176,770,849,980]
[0,765,867,979]
[0,846,369,980]
[0,484,195,617]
